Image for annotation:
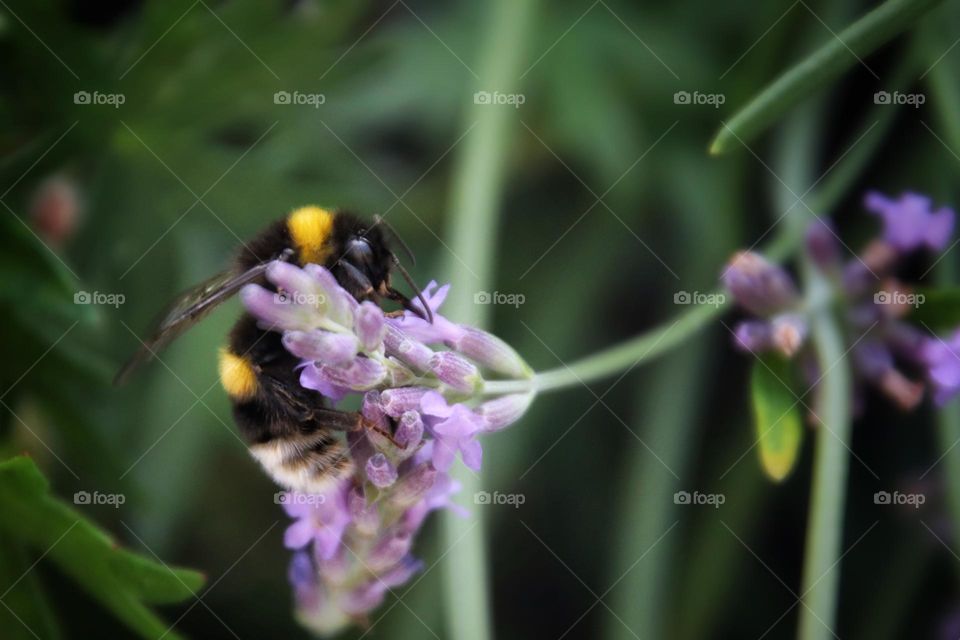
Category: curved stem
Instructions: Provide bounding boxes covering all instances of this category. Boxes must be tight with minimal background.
[439,2,537,639]
[531,302,721,392]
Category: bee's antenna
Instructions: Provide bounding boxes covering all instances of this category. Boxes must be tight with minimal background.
[389,252,433,324]
[374,215,416,266]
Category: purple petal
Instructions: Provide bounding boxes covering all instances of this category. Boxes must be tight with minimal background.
[865,191,956,253]
[420,391,453,418]
[284,519,317,550]
[300,364,351,401]
[355,301,386,351]
[732,320,773,353]
[240,284,314,331]
[460,439,483,471]
[431,438,457,471]
[283,330,358,364]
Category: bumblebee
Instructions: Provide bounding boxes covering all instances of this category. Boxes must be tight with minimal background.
[117,206,430,493]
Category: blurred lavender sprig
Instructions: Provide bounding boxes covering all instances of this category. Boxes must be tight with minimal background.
[724,191,959,411]
[241,262,534,634]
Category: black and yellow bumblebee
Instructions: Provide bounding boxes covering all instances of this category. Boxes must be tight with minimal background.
[117,206,430,493]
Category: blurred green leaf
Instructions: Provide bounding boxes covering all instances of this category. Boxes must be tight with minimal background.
[0,532,62,640]
[909,288,960,330]
[750,354,803,482]
[0,456,204,639]
[710,0,947,154]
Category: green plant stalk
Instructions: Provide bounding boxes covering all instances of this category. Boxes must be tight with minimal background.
[439,2,536,639]
[928,53,960,551]
[709,0,948,154]
[770,91,853,640]
[602,335,712,640]
[798,282,852,640]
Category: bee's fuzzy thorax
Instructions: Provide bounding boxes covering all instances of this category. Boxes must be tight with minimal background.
[287,206,335,266]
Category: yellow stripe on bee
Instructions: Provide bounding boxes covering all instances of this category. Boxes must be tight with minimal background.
[287,206,334,266]
[218,348,258,400]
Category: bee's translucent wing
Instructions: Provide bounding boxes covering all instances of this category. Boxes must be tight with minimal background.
[114,263,273,385]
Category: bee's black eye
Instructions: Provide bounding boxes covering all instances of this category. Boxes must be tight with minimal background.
[346,237,374,267]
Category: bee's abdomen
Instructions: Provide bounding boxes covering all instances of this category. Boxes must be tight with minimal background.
[248,431,354,495]
[219,316,354,494]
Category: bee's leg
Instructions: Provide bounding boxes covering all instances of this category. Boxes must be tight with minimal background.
[306,407,405,448]
[336,261,375,299]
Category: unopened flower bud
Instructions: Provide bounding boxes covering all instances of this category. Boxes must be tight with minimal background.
[365,453,398,488]
[771,314,808,358]
[447,327,532,379]
[722,251,798,316]
[476,393,534,432]
[355,302,386,351]
[429,352,481,394]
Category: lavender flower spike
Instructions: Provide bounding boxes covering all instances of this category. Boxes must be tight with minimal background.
[239,262,537,634]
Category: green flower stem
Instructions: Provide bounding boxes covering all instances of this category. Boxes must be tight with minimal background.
[775,90,852,640]
[709,0,948,154]
[798,277,853,640]
[927,34,960,543]
[439,2,536,639]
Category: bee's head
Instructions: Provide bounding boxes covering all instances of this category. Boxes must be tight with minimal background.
[335,214,433,323]
[342,223,393,294]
